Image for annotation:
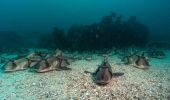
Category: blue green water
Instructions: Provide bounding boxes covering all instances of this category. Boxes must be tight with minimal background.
[0,0,170,49]
[0,1,170,99]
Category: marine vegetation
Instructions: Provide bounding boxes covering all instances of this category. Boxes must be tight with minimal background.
[39,12,149,51]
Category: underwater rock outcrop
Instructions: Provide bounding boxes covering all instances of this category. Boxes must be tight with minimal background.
[67,13,149,50]
[38,12,149,51]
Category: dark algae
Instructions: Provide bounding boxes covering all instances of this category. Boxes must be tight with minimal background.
[0,1,170,99]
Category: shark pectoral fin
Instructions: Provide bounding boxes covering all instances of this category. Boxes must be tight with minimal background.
[112,72,124,77]
[59,67,72,70]
[84,70,93,74]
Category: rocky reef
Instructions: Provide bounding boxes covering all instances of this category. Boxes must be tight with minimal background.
[39,12,149,51]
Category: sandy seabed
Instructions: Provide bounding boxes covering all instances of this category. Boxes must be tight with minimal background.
[0,50,170,100]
